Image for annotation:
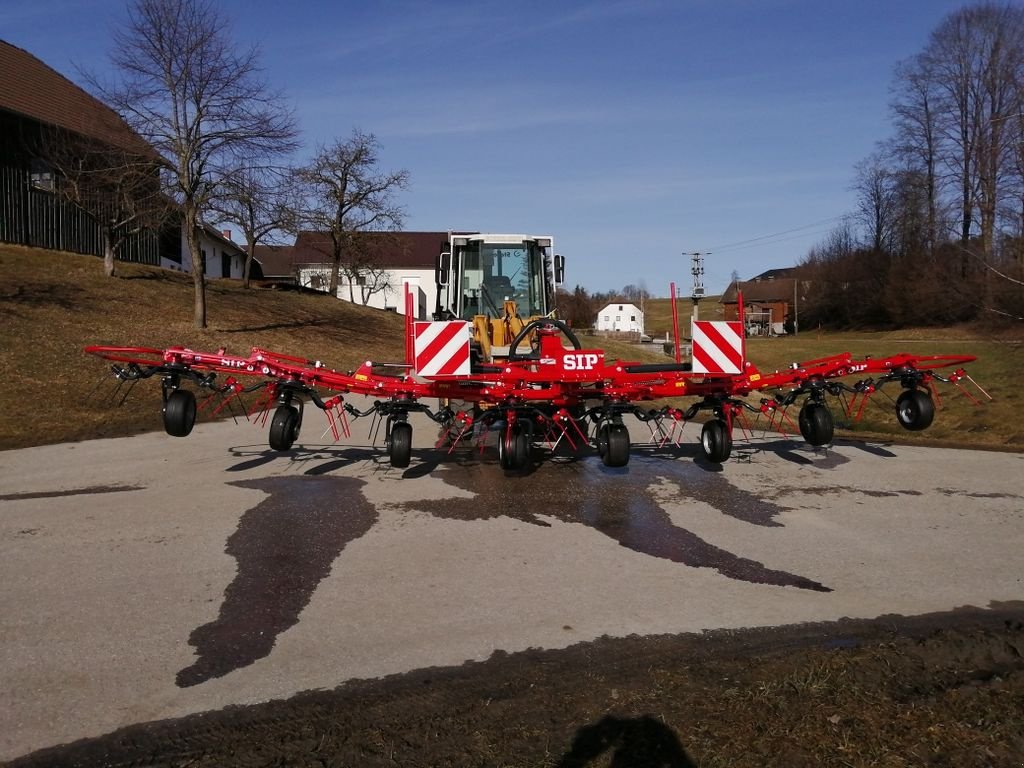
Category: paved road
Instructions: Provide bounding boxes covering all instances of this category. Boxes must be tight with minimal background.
[1,413,1022,761]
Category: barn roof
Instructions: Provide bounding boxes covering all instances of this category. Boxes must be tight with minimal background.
[291,231,453,268]
[0,39,153,156]
[721,275,797,303]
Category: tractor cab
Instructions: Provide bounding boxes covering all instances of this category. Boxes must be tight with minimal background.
[434,234,564,362]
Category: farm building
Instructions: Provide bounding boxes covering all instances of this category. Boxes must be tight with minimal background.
[285,231,454,319]
[596,302,645,335]
[0,39,160,263]
[721,268,801,335]
[0,39,245,279]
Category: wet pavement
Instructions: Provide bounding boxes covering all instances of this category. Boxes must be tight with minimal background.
[1,410,1022,760]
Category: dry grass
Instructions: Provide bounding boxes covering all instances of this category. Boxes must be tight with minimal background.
[1,244,1020,451]
[0,244,405,449]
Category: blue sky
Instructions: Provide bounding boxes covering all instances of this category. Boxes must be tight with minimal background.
[3,0,974,294]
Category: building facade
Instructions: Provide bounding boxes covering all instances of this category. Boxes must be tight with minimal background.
[596,302,645,334]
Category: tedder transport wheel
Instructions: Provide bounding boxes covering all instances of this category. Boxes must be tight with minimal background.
[798,402,834,446]
[700,419,732,464]
[269,404,301,451]
[388,421,413,468]
[163,389,197,437]
[895,389,935,431]
[598,423,630,467]
[498,423,530,470]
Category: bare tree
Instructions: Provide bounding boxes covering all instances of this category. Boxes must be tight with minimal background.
[42,131,169,276]
[852,152,899,253]
[210,165,299,288]
[90,0,299,327]
[297,130,409,300]
[920,4,1024,258]
[890,53,945,253]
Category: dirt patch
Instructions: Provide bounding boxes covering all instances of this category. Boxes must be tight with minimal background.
[11,605,1024,767]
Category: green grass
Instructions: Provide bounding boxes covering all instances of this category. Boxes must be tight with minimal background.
[1,244,1020,450]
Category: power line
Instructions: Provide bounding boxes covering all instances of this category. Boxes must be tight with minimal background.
[708,215,848,254]
[709,225,841,255]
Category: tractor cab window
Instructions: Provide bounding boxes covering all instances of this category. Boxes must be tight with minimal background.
[458,241,545,320]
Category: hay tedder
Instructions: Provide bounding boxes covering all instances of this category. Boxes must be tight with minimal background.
[85,233,989,470]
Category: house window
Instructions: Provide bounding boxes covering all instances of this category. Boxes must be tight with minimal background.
[615,315,621,322]
[29,158,54,191]
[618,305,623,311]
[630,315,636,322]
[603,315,609,322]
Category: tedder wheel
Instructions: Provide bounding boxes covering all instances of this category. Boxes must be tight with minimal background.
[700,419,732,464]
[269,404,301,451]
[599,423,630,467]
[798,402,834,446]
[388,421,413,468]
[498,423,530,470]
[162,389,196,437]
[895,389,935,431]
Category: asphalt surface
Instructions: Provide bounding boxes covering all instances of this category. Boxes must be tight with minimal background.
[1,410,1022,761]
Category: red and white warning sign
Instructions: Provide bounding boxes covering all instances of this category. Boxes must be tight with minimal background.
[413,321,471,376]
[691,320,744,375]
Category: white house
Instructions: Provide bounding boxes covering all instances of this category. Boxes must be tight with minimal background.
[288,231,450,320]
[596,302,644,334]
[161,223,247,279]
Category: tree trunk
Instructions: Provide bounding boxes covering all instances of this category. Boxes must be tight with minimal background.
[244,243,255,289]
[103,230,116,278]
[329,260,341,297]
[185,208,207,328]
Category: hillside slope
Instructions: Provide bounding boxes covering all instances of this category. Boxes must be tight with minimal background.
[0,245,407,449]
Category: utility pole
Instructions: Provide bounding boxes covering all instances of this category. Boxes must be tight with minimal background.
[685,251,710,322]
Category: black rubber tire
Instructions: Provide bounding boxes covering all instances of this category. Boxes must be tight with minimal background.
[498,423,529,470]
[895,389,935,431]
[268,405,300,451]
[388,421,413,468]
[700,419,732,463]
[162,389,196,437]
[600,423,630,467]
[798,402,834,446]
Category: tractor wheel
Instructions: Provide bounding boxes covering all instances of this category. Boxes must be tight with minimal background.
[600,423,630,467]
[700,419,732,463]
[269,405,301,451]
[895,389,934,431]
[162,389,196,437]
[499,423,529,470]
[798,402,834,446]
[388,421,413,468]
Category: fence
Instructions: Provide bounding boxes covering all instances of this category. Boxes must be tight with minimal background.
[0,165,159,264]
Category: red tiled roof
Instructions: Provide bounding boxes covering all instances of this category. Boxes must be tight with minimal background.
[291,231,451,268]
[253,244,294,277]
[721,277,798,303]
[0,39,153,156]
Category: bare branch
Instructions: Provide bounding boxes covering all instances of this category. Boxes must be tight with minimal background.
[88,0,299,326]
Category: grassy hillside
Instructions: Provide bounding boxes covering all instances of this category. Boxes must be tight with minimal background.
[0,245,406,449]
[1,244,1020,451]
[642,295,725,340]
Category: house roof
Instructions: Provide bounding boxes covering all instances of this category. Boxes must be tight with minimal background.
[0,39,153,156]
[252,244,294,277]
[598,302,643,313]
[291,231,452,268]
[721,276,797,304]
[751,267,798,281]
[200,223,246,255]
